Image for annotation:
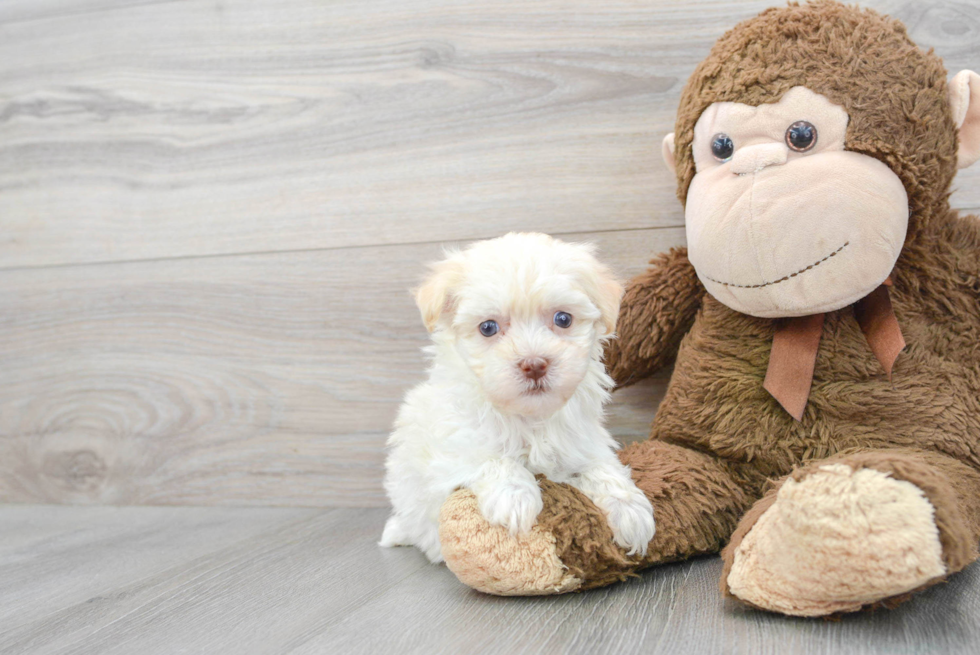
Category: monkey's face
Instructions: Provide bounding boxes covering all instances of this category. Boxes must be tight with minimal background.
[684,86,909,318]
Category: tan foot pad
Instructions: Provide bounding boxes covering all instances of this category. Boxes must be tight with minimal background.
[439,489,581,596]
[727,463,946,616]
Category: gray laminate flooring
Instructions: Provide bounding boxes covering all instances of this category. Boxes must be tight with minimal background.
[1,505,977,655]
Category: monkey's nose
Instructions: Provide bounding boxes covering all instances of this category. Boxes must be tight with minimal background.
[519,357,549,381]
[729,143,789,175]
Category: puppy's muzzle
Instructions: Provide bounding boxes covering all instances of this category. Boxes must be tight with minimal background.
[518,357,550,382]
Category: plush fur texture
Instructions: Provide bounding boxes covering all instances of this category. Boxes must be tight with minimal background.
[725,463,946,617]
[440,488,583,595]
[438,1,980,616]
[381,233,654,563]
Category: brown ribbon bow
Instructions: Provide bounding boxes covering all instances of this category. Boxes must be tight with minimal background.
[763,279,906,421]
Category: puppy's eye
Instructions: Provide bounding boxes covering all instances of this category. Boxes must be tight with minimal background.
[786,121,817,152]
[711,133,734,161]
[553,312,573,329]
[479,320,499,337]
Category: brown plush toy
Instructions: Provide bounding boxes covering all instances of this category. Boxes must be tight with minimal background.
[436,1,980,616]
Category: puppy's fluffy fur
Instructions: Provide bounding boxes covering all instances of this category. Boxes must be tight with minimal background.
[380,232,656,562]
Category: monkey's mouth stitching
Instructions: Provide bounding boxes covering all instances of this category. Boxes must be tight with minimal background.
[703,242,849,289]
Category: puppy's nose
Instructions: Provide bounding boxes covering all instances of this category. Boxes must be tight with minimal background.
[519,357,549,381]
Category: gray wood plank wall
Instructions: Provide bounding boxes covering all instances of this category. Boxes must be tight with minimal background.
[2,0,979,507]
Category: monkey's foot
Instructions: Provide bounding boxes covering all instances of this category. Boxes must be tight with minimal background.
[439,480,639,595]
[439,489,581,595]
[725,463,947,617]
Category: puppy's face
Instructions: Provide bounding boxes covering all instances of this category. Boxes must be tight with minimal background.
[416,233,622,418]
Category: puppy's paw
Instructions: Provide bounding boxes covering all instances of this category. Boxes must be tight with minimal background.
[476,480,544,536]
[601,488,656,557]
[572,463,656,557]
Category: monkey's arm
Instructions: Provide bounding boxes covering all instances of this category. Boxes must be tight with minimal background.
[940,210,980,298]
[964,213,980,293]
[604,247,705,388]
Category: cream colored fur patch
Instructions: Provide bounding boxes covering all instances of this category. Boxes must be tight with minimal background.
[727,463,946,616]
[439,490,581,596]
[685,87,908,318]
[948,70,980,168]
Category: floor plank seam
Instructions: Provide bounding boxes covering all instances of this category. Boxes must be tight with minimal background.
[0,225,687,274]
[0,0,183,28]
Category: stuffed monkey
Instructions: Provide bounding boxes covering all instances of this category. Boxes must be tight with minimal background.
[436,0,980,616]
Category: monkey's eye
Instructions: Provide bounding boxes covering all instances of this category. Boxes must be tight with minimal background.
[553,311,573,329]
[479,320,499,337]
[710,134,734,161]
[786,121,817,152]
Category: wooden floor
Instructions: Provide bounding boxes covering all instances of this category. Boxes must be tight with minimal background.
[1,505,978,655]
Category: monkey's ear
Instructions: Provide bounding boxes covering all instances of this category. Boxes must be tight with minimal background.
[948,70,980,169]
[414,253,465,332]
[662,133,676,173]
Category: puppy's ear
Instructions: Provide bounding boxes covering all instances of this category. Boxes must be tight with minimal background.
[577,252,624,337]
[593,267,624,336]
[414,252,465,332]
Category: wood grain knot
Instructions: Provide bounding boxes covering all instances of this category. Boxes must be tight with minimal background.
[41,449,108,493]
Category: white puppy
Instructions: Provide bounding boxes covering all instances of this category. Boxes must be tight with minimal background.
[380,232,655,563]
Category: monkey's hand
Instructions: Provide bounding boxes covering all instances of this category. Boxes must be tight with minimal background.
[604,247,704,388]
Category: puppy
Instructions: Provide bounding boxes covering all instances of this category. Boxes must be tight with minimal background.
[380,232,655,563]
